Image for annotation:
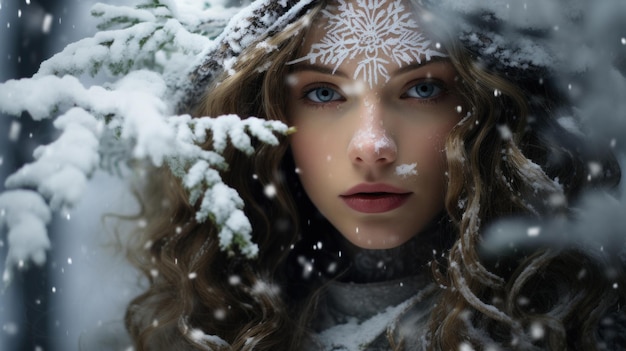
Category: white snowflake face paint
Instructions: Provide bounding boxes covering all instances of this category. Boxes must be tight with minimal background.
[290,0,446,88]
[288,0,462,249]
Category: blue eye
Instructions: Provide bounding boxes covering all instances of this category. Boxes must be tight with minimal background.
[405,81,443,99]
[305,87,343,103]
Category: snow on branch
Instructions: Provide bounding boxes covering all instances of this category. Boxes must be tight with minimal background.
[0,190,51,285]
[36,1,235,79]
[0,0,288,284]
[5,109,102,211]
[169,115,289,258]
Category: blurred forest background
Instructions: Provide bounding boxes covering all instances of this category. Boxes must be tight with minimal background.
[0,1,140,350]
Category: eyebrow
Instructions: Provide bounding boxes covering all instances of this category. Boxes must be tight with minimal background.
[289,63,349,78]
[392,56,451,75]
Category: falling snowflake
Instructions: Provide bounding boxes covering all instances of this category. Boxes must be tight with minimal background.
[291,0,446,87]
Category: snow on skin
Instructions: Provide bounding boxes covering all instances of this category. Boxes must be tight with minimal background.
[350,126,394,155]
[349,97,396,155]
[396,163,418,178]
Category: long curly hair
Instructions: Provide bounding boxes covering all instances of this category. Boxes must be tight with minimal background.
[124,1,624,350]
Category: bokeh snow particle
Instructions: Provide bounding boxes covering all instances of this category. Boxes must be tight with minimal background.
[228,275,241,286]
[263,184,276,198]
[497,125,512,140]
[2,322,18,335]
[530,321,545,340]
[213,309,226,320]
[8,121,21,141]
[527,226,541,237]
[42,13,52,33]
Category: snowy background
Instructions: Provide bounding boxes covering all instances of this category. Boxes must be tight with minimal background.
[1,1,141,350]
[0,1,280,349]
[0,0,625,350]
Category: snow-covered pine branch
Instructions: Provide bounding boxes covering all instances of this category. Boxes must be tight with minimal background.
[0,87,288,280]
[37,0,236,79]
[0,190,51,285]
[169,115,290,258]
[0,0,288,284]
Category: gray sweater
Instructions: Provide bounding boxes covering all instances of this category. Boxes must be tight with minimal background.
[306,275,437,351]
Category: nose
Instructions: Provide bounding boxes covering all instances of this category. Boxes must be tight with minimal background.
[347,102,397,166]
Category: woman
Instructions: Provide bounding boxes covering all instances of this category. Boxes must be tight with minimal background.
[125,0,625,349]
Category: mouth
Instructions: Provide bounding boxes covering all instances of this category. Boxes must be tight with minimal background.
[340,184,412,213]
[346,192,406,199]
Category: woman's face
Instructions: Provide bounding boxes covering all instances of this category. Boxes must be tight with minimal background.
[287,0,462,249]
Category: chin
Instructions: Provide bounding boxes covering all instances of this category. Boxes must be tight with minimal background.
[342,231,414,250]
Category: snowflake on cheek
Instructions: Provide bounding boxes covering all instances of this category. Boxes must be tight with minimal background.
[291,0,446,88]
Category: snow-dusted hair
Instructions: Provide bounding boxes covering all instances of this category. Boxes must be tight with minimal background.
[125,0,624,350]
[125,5,324,350]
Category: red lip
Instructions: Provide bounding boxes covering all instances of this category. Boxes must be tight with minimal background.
[340,183,412,213]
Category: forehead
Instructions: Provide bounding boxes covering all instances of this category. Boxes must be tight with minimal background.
[295,0,446,85]
[306,0,420,41]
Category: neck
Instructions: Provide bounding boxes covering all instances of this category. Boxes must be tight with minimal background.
[337,213,452,283]
[285,211,453,296]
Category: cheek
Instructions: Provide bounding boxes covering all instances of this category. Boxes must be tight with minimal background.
[428,129,454,178]
[425,123,457,193]
[289,133,340,212]
[289,131,336,181]
[403,122,455,168]
[291,131,318,167]
[429,126,453,163]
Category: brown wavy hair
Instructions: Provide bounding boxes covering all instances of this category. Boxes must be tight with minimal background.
[124,1,624,350]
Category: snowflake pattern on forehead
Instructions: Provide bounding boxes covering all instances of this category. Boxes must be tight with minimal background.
[291,0,447,88]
